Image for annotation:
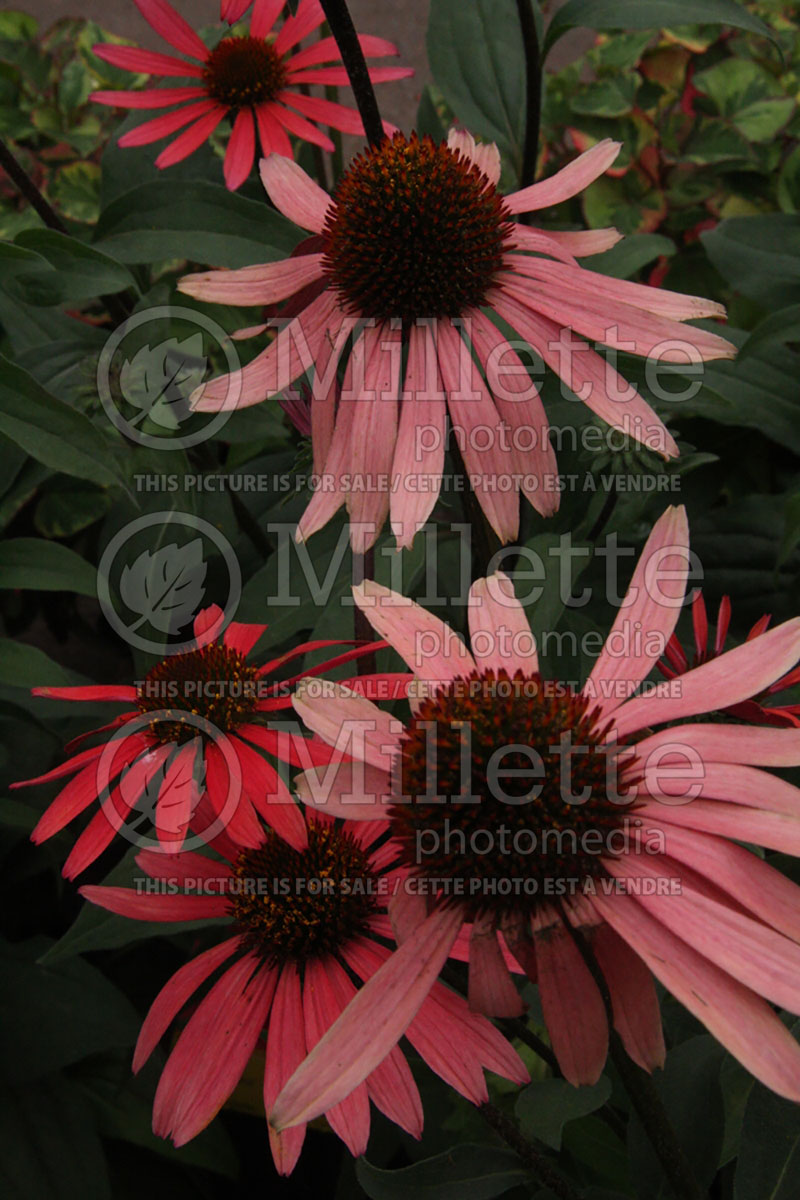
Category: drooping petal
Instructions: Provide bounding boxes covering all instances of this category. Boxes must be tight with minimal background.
[347,321,400,554]
[133,0,210,60]
[155,105,228,168]
[269,905,463,1132]
[133,937,240,1071]
[78,884,227,921]
[154,955,276,1145]
[259,154,332,232]
[591,888,800,1101]
[223,107,256,190]
[154,738,201,850]
[468,913,525,1017]
[390,321,447,548]
[591,925,665,1071]
[635,723,800,768]
[118,100,221,148]
[292,679,403,772]
[264,964,308,1176]
[294,759,391,819]
[532,910,608,1086]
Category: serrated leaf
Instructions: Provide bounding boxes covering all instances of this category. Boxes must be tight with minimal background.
[119,539,207,635]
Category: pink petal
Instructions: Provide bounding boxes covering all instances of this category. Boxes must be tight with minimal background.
[133,937,240,1071]
[614,617,800,738]
[292,679,403,771]
[181,253,324,306]
[287,65,413,85]
[468,913,525,1017]
[642,817,800,944]
[491,290,679,458]
[230,735,307,851]
[390,321,447,549]
[264,964,308,1176]
[591,887,800,1101]
[155,739,201,850]
[437,317,520,544]
[347,321,400,554]
[505,139,622,214]
[30,758,111,844]
[223,620,267,657]
[259,154,331,232]
[467,307,559,517]
[585,506,689,715]
[31,684,136,702]
[78,884,227,921]
[468,572,538,677]
[135,847,232,885]
[447,129,501,186]
[191,289,339,411]
[592,925,665,1071]
[203,740,263,849]
[223,107,255,190]
[294,759,391,819]
[302,958,371,1156]
[270,100,335,150]
[288,33,399,72]
[155,954,276,1145]
[255,103,293,157]
[533,910,608,1085]
[222,0,255,21]
[636,722,800,768]
[193,604,225,642]
[90,86,207,109]
[250,0,285,38]
[270,906,463,1132]
[279,90,384,137]
[274,0,326,55]
[516,226,623,257]
[92,43,205,76]
[133,0,209,60]
[352,578,475,690]
[638,797,800,857]
[156,105,228,168]
[118,100,220,147]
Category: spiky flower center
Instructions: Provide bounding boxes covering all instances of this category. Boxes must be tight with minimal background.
[203,35,287,109]
[392,669,635,917]
[230,821,378,964]
[321,132,514,324]
[137,643,260,743]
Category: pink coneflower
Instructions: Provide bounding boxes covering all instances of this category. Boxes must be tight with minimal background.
[79,809,528,1172]
[183,130,736,551]
[91,0,412,190]
[659,590,800,727]
[12,604,386,877]
[266,504,800,1137]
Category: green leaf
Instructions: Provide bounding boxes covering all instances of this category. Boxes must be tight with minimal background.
[545,0,775,54]
[0,355,124,489]
[583,233,675,279]
[93,180,302,267]
[735,1029,800,1200]
[778,494,800,570]
[40,847,226,963]
[0,1076,110,1200]
[0,638,77,688]
[0,937,139,1084]
[516,1076,612,1150]
[0,537,97,596]
[571,76,640,118]
[356,1143,531,1199]
[701,215,800,308]
[34,481,112,538]
[50,161,102,224]
[13,228,135,301]
[629,1036,725,1199]
[739,304,800,360]
[427,0,526,175]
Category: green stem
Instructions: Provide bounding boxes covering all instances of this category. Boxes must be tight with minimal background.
[478,1102,582,1200]
[558,909,708,1200]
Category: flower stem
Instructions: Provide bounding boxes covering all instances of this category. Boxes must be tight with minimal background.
[477,1102,582,1200]
[516,0,542,193]
[558,910,708,1200]
[0,136,68,233]
[317,0,385,148]
[0,136,132,325]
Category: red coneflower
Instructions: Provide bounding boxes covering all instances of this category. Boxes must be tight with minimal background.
[266,505,800,1137]
[659,590,800,727]
[12,604,387,876]
[91,0,412,189]
[80,808,528,1172]
[184,131,735,550]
